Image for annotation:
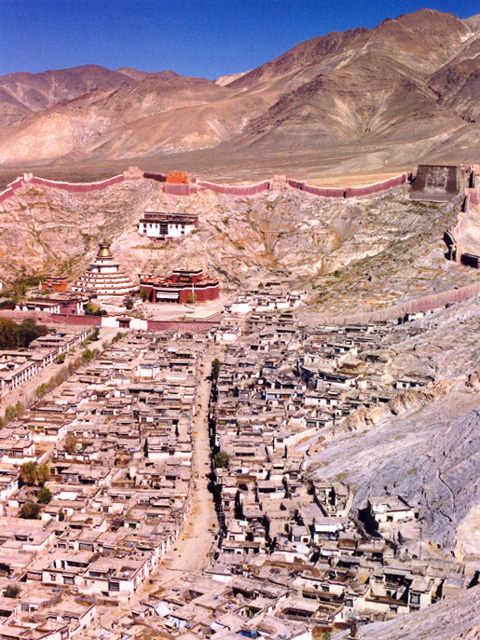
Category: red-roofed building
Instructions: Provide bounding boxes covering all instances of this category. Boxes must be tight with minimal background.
[140,269,219,304]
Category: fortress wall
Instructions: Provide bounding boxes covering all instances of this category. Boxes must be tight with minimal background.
[195,180,270,195]
[287,179,305,190]
[303,185,344,198]
[0,173,125,203]
[8,178,24,190]
[0,309,97,326]
[144,172,167,182]
[288,173,408,200]
[470,189,479,206]
[327,282,480,324]
[0,170,410,205]
[344,173,408,199]
[0,188,15,204]
[29,174,124,192]
[163,184,197,196]
[0,176,28,204]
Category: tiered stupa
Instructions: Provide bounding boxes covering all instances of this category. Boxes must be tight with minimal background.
[72,242,136,297]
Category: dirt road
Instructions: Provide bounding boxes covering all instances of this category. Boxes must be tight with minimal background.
[143,345,220,591]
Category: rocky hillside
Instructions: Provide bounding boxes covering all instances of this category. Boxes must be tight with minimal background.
[1,10,480,175]
[0,179,478,306]
[334,583,480,640]
[305,295,480,555]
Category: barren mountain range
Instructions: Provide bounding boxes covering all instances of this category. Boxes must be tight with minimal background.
[1,8,480,179]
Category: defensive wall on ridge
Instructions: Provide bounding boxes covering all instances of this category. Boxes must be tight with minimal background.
[0,168,412,205]
[444,165,480,268]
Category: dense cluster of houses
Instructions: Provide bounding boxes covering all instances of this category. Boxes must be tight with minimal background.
[0,330,207,639]
[124,305,467,638]
[0,328,93,397]
[0,290,470,639]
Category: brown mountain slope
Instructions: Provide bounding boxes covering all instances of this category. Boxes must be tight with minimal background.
[1,9,480,171]
[0,76,247,164]
[0,65,136,126]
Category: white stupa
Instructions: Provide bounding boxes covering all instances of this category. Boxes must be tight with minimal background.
[72,242,136,297]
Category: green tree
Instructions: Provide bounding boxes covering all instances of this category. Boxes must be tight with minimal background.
[125,299,134,310]
[82,348,95,362]
[4,585,20,598]
[140,287,148,302]
[56,353,66,364]
[17,318,48,348]
[36,383,48,399]
[37,487,52,504]
[0,319,19,349]
[214,450,229,468]
[84,301,98,316]
[64,433,78,455]
[19,461,38,486]
[20,502,41,519]
[4,405,16,422]
[58,510,65,522]
[211,358,220,381]
[37,463,50,486]
[14,401,23,418]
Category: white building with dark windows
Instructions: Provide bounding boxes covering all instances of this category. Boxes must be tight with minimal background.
[138,212,198,240]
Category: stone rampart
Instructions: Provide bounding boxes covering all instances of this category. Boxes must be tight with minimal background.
[0,173,126,205]
[323,282,480,325]
[0,169,411,206]
[287,173,409,199]
[303,184,345,198]
[163,184,198,196]
[143,172,167,182]
[28,174,124,192]
[344,173,409,198]
[444,185,480,267]
[194,179,270,196]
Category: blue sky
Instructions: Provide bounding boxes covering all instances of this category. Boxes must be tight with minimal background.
[0,0,476,79]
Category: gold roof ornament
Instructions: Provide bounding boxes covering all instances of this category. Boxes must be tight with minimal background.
[97,241,113,259]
